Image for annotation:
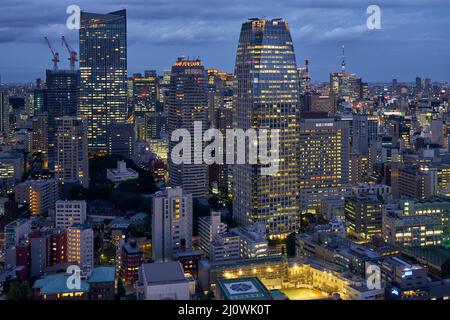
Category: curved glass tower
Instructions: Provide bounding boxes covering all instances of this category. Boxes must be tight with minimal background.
[233,18,301,239]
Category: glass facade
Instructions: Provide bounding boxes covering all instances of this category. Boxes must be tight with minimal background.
[233,19,300,238]
[79,9,127,153]
[45,69,80,167]
[167,58,209,198]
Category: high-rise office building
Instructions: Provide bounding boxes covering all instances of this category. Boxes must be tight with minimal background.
[167,58,208,198]
[0,91,9,137]
[79,9,127,153]
[45,69,80,167]
[107,122,134,159]
[352,114,378,155]
[151,187,193,262]
[233,18,300,238]
[298,115,350,213]
[206,70,236,198]
[33,78,47,115]
[330,72,358,102]
[32,115,48,155]
[145,111,167,140]
[414,76,423,95]
[391,165,437,200]
[383,200,443,248]
[54,117,89,190]
[345,196,382,240]
[131,74,159,115]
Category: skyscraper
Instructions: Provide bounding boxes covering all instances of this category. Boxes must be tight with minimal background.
[206,70,236,198]
[167,57,208,198]
[33,78,47,115]
[0,91,9,137]
[233,18,301,238]
[298,115,350,213]
[45,69,80,167]
[79,9,127,153]
[352,114,379,155]
[330,72,358,102]
[131,74,159,115]
[32,115,48,155]
[54,117,89,190]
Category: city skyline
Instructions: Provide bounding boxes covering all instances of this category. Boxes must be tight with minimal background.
[1,1,450,304]
[0,0,449,83]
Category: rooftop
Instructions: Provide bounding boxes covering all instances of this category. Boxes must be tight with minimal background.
[33,274,89,295]
[216,277,272,300]
[141,262,187,285]
[88,267,115,284]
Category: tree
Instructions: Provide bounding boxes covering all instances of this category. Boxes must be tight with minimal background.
[284,232,297,257]
[116,277,126,299]
[441,258,450,278]
[69,185,90,200]
[6,281,33,300]
[193,198,211,236]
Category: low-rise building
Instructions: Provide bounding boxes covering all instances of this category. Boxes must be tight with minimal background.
[120,239,143,285]
[198,211,227,257]
[215,277,272,300]
[137,261,192,300]
[210,223,268,262]
[33,266,115,300]
[106,160,138,183]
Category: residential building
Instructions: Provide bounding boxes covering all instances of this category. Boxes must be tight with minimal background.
[55,200,87,229]
[15,179,58,216]
[67,223,94,268]
[151,187,193,262]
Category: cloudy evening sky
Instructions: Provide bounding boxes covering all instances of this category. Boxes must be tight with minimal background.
[0,0,449,83]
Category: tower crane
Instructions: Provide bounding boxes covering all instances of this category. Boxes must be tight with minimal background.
[44,36,59,71]
[61,35,78,71]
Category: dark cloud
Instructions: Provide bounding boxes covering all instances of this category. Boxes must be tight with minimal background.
[0,0,449,82]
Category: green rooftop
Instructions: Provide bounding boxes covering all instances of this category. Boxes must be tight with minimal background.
[216,277,272,300]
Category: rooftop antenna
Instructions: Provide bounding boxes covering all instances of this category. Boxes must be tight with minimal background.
[341,45,346,73]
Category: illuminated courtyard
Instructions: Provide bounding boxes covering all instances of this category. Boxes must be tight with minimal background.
[281,288,329,300]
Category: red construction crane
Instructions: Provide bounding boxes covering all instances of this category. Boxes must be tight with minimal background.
[61,35,78,70]
[44,36,59,71]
